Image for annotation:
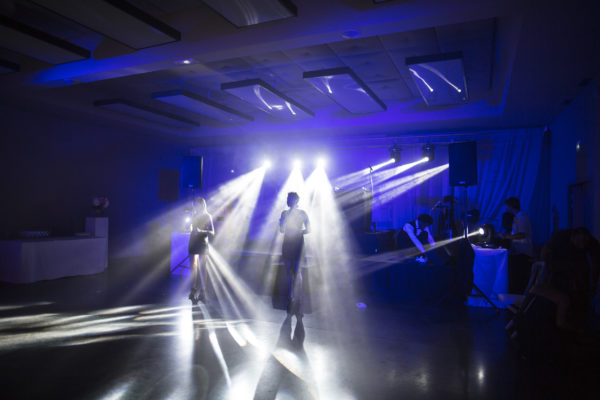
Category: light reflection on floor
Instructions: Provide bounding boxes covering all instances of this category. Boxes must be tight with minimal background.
[0,276,531,400]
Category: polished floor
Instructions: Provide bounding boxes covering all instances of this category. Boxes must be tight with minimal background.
[0,260,597,400]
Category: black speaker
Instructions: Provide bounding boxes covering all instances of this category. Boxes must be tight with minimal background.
[449,142,477,186]
[181,156,203,189]
[158,169,179,202]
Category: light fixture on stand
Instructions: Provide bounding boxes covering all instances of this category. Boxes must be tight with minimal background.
[422,143,435,162]
[389,145,402,163]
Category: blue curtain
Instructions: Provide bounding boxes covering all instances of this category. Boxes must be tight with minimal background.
[529,131,552,244]
[471,128,544,233]
[371,128,545,242]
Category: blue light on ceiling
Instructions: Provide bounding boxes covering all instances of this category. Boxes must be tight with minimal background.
[303,67,387,114]
[406,52,468,106]
[221,78,314,120]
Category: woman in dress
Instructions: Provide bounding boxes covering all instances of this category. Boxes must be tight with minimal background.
[279,192,311,316]
[188,197,214,304]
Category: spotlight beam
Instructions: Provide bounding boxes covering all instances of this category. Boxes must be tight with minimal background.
[303,167,365,340]
[213,167,265,253]
[332,158,427,203]
[197,303,232,387]
[374,164,449,206]
[370,158,428,187]
[357,229,483,275]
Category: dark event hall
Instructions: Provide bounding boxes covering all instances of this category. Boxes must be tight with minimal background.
[1,0,600,399]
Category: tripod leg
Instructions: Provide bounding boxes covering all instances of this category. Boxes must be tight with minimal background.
[170,255,191,273]
[472,283,500,311]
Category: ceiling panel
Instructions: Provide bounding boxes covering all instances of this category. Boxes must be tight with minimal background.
[367,78,413,101]
[303,67,387,114]
[284,87,335,109]
[202,0,297,28]
[328,36,384,57]
[337,51,402,82]
[244,50,292,68]
[204,57,254,75]
[258,63,308,89]
[379,28,438,51]
[436,19,495,93]
[0,15,90,64]
[283,44,344,71]
[222,78,314,120]
[32,0,181,49]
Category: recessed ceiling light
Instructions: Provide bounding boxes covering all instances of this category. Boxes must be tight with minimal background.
[341,29,361,39]
[174,58,195,65]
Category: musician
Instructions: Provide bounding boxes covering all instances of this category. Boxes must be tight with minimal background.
[396,213,436,263]
[498,197,533,293]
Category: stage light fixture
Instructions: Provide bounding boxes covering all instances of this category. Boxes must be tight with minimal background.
[316,157,326,168]
[389,145,402,163]
[422,144,435,162]
[292,159,302,169]
[480,223,494,242]
[262,159,272,169]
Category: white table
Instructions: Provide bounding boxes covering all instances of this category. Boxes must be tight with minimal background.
[0,237,108,283]
[472,245,508,297]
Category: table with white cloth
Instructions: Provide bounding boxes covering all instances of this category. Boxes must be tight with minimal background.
[0,217,108,283]
[471,245,508,297]
[0,237,108,283]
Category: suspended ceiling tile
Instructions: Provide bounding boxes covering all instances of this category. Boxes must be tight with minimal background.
[94,98,200,128]
[436,19,495,93]
[379,28,438,51]
[0,15,90,64]
[259,63,308,89]
[285,87,335,109]
[204,57,254,74]
[338,51,402,82]
[222,78,314,120]
[367,79,413,101]
[303,67,386,114]
[202,0,297,27]
[406,52,468,106]
[328,36,384,57]
[31,0,181,49]
[244,50,293,68]
[152,89,253,124]
[283,45,344,71]
[283,44,337,61]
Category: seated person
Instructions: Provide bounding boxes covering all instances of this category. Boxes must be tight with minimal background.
[497,211,514,249]
[498,197,534,293]
[396,213,435,263]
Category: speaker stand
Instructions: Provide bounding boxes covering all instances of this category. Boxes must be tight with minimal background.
[171,255,191,273]
[462,186,500,312]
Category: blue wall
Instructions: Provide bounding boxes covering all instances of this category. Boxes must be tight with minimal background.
[550,75,600,238]
[0,105,190,260]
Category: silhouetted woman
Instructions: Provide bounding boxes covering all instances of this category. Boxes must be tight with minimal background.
[188,197,214,304]
[279,192,311,316]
